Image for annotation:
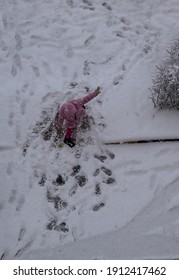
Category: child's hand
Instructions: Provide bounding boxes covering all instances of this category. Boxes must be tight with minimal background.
[95,87,101,95]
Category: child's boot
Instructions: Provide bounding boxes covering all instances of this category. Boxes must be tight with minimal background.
[64,136,76,148]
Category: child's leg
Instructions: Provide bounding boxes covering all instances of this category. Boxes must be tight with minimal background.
[65,128,75,139]
[64,128,76,147]
[71,128,77,141]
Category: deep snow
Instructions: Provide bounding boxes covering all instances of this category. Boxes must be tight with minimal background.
[1,0,179,260]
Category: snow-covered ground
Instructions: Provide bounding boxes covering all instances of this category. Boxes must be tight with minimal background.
[1,0,179,260]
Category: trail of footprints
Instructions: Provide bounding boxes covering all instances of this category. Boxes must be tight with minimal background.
[44,150,116,233]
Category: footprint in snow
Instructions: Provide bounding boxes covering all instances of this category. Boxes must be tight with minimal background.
[103,177,116,185]
[38,173,47,186]
[47,219,69,233]
[53,174,66,186]
[113,74,124,85]
[32,65,40,77]
[15,33,23,50]
[13,53,22,70]
[75,175,88,187]
[54,222,69,233]
[2,15,8,30]
[106,150,115,159]
[83,0,92,5]
[6,161,14,176]
[94,154,107,163]
[47,191,67,211]
[20,99,27,115]
[101,166,112,176]
[71,165,81,176]
[93,202,105,211]
[93,168,100,177]
[16,195,25,212]
[69,184,78,196]
[95,183,102,196]
[83,60,90,75]
[84,35,95,47]
[102,2,112,11]
[93,166,112,177]
[9,189,17,203]
[8,111,15,127]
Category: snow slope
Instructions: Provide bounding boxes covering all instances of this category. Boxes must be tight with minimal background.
[1,0,179,260]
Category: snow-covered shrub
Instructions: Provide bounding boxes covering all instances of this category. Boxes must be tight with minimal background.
[150,40,179,109]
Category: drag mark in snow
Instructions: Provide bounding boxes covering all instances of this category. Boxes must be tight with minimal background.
[15,239,34,258]
[84,35,95,47]
[0,250,8,260]
[16,195,25,212]
[18,227,26,242]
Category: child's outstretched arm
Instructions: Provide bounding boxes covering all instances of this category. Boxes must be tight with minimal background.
[77,87,101,106]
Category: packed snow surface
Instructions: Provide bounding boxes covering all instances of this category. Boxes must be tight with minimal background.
[1,0,179,260]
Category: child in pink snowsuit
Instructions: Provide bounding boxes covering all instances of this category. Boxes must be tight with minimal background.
[57,87,101,147]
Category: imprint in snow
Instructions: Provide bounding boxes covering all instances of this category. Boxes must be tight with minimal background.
[75,175,88,187]
[32,65,40,77]
[83,60,90,75]
[15,33,23,50]
[54,222,69,233]
[16,195,25,212]
[93,168,100,177]
[94,154,107,162]
[102,3,112,11]
[93,202,105,211]
[47,191,68,211]
[18,227,26,242]
[106,150,115,159]
[53,174,66,186]
[38,173,46,186]
[101,166,112,176]
[9,189,17,203]
[95,183,102,196]
[71,165,81,176]
[103,177,116,185]
[69,184,78,196]
[83,0,92,6]
[84,35,95,47]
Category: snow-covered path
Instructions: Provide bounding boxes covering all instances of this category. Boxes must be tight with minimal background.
[1,0,179,259]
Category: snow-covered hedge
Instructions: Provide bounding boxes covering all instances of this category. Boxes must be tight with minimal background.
[150,40,179,109]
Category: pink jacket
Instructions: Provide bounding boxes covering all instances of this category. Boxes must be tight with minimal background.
[58,91,98,129]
